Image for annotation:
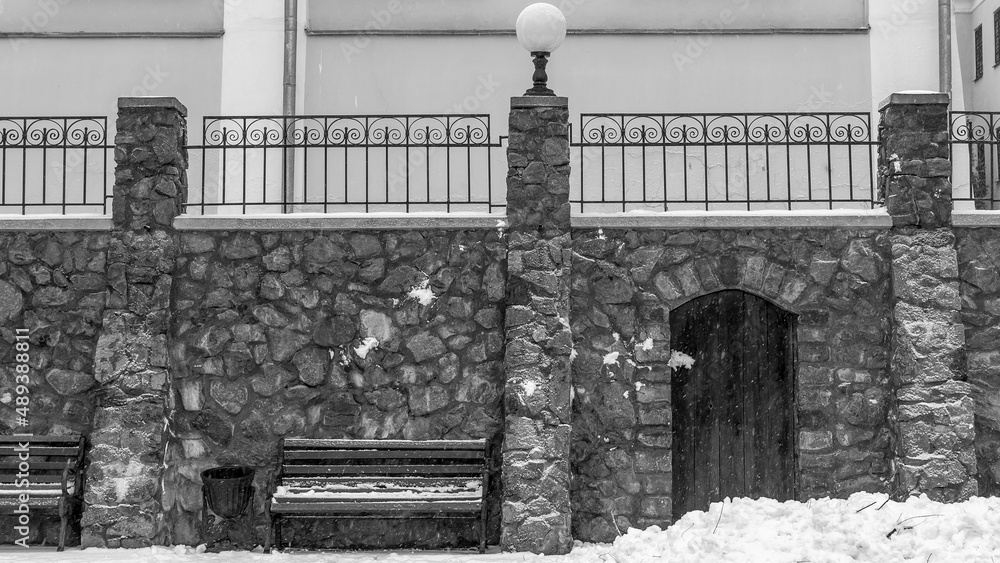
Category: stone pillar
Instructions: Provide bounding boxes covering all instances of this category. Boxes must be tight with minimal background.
[501,96,573,555]
[880,93,978,501]
[82,98,187,547]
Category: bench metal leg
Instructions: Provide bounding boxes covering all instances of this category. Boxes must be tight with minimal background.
[57,497,67,552]
[263,504,273,553]
[275,516,283,552]
[201,487,209,548]
[477,514,486,553]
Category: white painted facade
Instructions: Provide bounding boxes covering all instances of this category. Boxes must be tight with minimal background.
[0,0,996,213]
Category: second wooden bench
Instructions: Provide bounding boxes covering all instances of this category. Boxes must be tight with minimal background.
[0,434,85,551]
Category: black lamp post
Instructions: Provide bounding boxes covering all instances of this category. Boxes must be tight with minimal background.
[516,3,567,97]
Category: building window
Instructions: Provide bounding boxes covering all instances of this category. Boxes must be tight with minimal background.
[975,24,983,80]
[994,9,999,67]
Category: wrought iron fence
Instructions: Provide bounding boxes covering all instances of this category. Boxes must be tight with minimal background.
[951,112,1000,210]
[570,113,878,212]
[185,115,506,214]
[0,117,113,214]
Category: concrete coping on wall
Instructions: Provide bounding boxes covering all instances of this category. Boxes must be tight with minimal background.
[118,96,188,116]
[511,96,569,108]
[0,215,114,231]
[174,213,509,231]
[572,209,893,229]
[878,91,950,111]
[952,210,1000,227]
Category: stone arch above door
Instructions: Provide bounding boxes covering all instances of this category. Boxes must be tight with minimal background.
[651,255,810,315]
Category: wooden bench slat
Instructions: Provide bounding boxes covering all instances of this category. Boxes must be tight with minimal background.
[284,439,486,450]
[0,488,68,497]
[270,500,482,514]
[0,461,77,471]
[0,475,67,484]
[281,480,480,493]
[0,446,80,456]
[283,464,484,476]
[283,476,478,485]
[284,450,484,460]
[0,436,81,444]
[274,491,481,501]
[0,498,60,508]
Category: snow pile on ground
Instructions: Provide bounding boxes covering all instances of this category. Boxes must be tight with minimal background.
[3,492,999,562]
[574,492,1000,563]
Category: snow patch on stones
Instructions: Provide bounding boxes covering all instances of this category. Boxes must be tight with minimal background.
[354,337,379,360]
[407,279,436,306]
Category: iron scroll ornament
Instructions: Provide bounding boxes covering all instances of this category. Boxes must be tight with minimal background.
[576,113,874,147]
[200,115,495,148]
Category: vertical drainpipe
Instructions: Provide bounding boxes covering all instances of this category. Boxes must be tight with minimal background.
[283,0,298,211]
[940,0,952,95]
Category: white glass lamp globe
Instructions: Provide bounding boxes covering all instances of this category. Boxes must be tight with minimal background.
[516,3,567,53]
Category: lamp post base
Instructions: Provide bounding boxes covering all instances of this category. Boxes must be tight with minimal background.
[524,52,556,96]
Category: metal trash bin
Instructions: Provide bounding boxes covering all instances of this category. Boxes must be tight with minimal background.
[201,466,255,519]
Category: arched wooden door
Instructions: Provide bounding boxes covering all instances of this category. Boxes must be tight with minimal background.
[670,290,796,517]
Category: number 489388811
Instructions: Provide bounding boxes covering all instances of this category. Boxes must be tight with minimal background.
[13,329,30,421]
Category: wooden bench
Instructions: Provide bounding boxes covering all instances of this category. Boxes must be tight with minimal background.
[265,438,489,553]
[0,435,85,551]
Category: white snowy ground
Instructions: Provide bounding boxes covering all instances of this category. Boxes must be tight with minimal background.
[3,492,1000,563]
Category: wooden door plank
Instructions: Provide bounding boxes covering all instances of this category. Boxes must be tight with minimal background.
[745,293,762,500]
[671,300,691,517]
[693,295,714,511]
[672,296,700,517]
[717,292,736,503]
[780,313,795,500]
[761,302,791,501]
[728,293,746,499]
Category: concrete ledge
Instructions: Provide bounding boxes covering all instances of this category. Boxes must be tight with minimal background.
[306,27,872,36]
[0,215,114,231]
[511,96,569,108]
[953,210,1000,227]
[572,209,893,229]
[118,97,188,117]
[878,91,950,111]
[174,213,508,231]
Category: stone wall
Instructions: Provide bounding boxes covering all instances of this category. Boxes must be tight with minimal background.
[570,227,894,543]
[0,231,108,546]
[162,228,506,548]
[956,227,1000,496]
